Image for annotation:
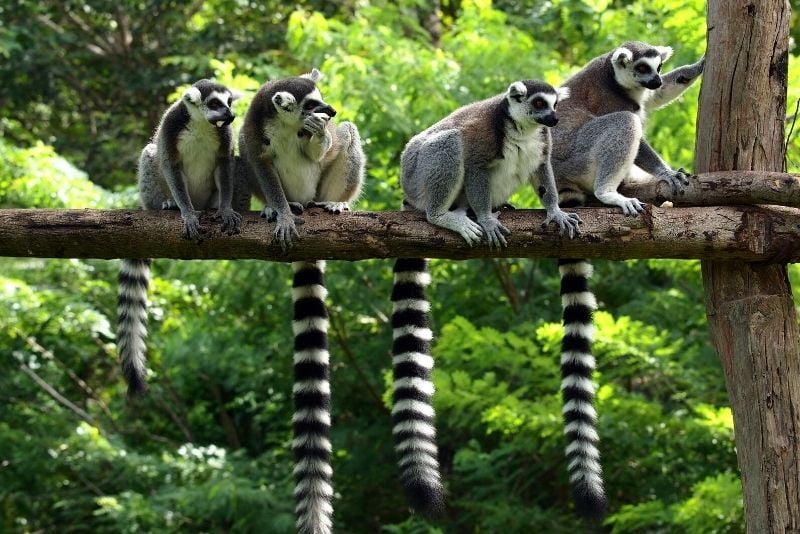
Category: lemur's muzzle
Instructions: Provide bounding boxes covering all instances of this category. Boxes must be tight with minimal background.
[212,110,235,127]
[537,112,559,127]
[313,104,337,118]
[645,77,663,90]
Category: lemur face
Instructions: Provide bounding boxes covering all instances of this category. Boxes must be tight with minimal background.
[183,79,238,127]
[507,80,568,128]
[202,91,236,127]
[270,75,337,124]
[611,42,674,91]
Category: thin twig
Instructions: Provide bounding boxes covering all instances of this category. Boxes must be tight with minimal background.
[328,308,390,415]
[491,259,521,314]
[160,373,196,441]
[199,373,242,450]
[23,335,120,433]
[784,98,800,172]
[19,364,96,425]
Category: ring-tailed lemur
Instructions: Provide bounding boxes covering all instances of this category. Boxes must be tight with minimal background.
[118,80,243,397]
[391,80,581,516]
[238,69,365,534]
[550,41,704,516]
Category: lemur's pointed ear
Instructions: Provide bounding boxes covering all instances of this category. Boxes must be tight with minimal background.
[557,87,571,101]
[229,89,243,102]
[507,81,527,101]
[272,91,297,113]
[182,87,202,106]
[301,68,323,83]
[611,47,633,67]
[655,46,674,62]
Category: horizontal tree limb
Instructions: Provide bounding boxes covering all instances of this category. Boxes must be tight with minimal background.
[1,171,798,262]
[2,204,800,262]
[618,171,800,207]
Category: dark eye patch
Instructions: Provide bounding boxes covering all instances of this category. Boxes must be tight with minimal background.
[207,99,222,110]
[303,99,320,111]
[657,63,662,73]
[532,98,546,110]
[636,64,650,74]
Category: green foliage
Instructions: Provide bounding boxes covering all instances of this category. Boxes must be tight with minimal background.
[609,471,744,533]
[0,140,135,208]
[3,0,788,532]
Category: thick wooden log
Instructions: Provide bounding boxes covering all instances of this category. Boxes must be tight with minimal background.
[697,2,800,533]
[619,171,800,207]
[0,205,800,261]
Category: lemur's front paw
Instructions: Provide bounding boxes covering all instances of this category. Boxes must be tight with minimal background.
[477,215,510,248]
[658,168,690,196]
[447,213,483,247]
[273,214,301,251]
[302,113,328,137]
[289,202,305,215]
[215,208,242,235]
[618,197,646,217]
[308,201,349,214]
[181,212,203,241]
[543,209,582,239]
[161,200,178,210]
[677,56,705,84]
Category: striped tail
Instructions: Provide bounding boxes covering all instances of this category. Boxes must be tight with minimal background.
[117,258,152,397]
[292,261,334,534]
[390,258,444,516]
[559,258,606,517]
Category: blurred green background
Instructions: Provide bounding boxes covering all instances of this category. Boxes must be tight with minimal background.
[2,1,799,532]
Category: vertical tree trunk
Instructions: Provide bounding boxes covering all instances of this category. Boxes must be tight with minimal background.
[696,2,800,533]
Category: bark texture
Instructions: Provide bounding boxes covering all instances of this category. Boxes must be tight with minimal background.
[1,204,800,261]
[697,2,800,533]
[619,171,800,207]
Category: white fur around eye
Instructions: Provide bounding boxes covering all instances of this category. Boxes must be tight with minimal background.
[539,93,558,109]
[638,56,662,72]
[611,47,633,65]
[183,87,202,105]
[557,86,571,101]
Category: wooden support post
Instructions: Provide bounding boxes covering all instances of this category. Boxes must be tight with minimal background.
[697,2,800,532]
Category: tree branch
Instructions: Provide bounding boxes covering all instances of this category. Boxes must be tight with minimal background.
[618,171,800,207]
[2,203,800,262]
[2,172,800,262]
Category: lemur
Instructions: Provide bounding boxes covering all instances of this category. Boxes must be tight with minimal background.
[391,80,581,516]
[550,41,704,516]
[238,69,364,534]
[117,79,242,397]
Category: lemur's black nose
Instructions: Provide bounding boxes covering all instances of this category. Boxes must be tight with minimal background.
[646,77,663,90]
[315,104,337,118]
[538,112,558,127]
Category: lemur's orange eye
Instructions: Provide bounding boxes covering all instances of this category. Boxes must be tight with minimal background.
[533,99,546,110]
[636,64,649,74]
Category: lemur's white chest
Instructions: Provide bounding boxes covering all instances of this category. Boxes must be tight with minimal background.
[176,122,219,208]
[631,88,653,123]
[264,122,322,204]
[488,128,546,206]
